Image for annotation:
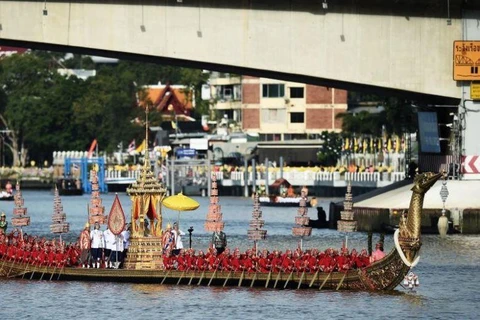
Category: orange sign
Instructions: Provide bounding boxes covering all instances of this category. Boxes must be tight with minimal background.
[453,41,480,80]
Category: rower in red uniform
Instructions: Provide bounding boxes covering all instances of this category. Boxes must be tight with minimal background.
[207,251,218,271]
[30,245,40,266]
[270,251,282,272]
[47,247,56,266]
[0,237,7,258]
[196,251,207,271]
[294,252,306,273]
[176,250,187,271]
[37,248,47,266]
[319,249,334,272]
[55,247,66,268]
[230,251,241,272]
[281,250,294,273]
[220,248,231,271]
[336,248,351,272]
[163,251,173,270]
[255,252,267,272]
[7,242,16,261]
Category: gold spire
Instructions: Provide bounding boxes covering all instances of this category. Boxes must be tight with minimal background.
[144,106,150,169]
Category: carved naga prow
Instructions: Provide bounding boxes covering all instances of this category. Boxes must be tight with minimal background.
[397,172,444,264]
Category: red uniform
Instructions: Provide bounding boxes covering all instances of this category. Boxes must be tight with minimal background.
[257,257,269,273]
[281,256,294,272]
[176,255,187,271]
[55,252,65,267]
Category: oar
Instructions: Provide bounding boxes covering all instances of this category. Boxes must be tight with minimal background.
[336,272,348,291]
[39,265,48,281]
[21,261,31,279]
[250,272,257,288]
[7,257,20,278]
[319,270,333,290]
[49,263,58,281]
[207,265,219,287]
[30,263,39,280]
[223,271,232,287]
[273,271,282,289]
[176,270,186,285]
[238,270,245,287]
[297,270,306,289]
[197,270,206,285]
[57,264,66,281]
[284,271,294,289]
[160,270,171,285]
[265,270,272,288]
[188,270,195,285]
[309,269,319,288]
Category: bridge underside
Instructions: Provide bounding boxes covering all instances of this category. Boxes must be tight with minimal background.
[0,0,469,104]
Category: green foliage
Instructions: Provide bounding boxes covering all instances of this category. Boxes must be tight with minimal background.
[0,51,209,166]
[337,97,416,136]
[317,131,342,166]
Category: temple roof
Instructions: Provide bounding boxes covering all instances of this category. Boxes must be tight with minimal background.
[126,164,165,196]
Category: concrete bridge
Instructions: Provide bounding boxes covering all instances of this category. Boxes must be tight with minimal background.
[0,0,472,103]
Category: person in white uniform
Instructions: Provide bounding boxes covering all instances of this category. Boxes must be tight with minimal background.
[90,223,104,268]
[171,222,185,256]
[103,227,116,268]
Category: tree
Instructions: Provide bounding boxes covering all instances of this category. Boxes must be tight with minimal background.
[336,97,417,137]
[317,131,342,166]
[0,53,55,166]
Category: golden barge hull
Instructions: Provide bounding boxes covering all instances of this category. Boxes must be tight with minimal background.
[0,248,409,291]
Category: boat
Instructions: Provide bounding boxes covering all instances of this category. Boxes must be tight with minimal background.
[0,110,447,290]
[55,177,83,196]
[0,191,14,201]
[0,171,444,290]
[258,178,313,207]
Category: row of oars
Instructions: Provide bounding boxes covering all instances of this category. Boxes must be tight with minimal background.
[160,268,348,290]
[1,258,65,282]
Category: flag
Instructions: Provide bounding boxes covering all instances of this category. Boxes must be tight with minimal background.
[395,136,401,153]
[87,139,97,158]
[127,139,136,153]
[135,139,146,154]
[369,138,374,153]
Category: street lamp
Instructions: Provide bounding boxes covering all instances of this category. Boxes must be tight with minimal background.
[188,226,194,249]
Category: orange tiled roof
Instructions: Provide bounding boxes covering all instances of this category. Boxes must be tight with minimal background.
[140,84,193,116]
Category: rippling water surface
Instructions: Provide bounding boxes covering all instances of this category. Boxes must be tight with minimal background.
[1,191,479,319]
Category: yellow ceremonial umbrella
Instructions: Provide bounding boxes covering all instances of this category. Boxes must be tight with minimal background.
[163,192,200,211]
[163,192,200,228]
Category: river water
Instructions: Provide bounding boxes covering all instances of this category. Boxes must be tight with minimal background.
[1,191,479,319]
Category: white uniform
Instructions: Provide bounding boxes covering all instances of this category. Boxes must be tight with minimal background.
[121,230,130,250]
[172,228,185,250]
[104,229,116,251]
[90,229,104,249]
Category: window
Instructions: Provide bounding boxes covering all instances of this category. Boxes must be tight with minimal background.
[289,87,304,98]
[262,84,285,98]
[290,112,305,123]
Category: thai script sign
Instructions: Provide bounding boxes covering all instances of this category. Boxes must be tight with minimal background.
[453,41,480,81]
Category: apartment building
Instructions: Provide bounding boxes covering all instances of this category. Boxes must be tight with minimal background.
[209,74,347,141]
